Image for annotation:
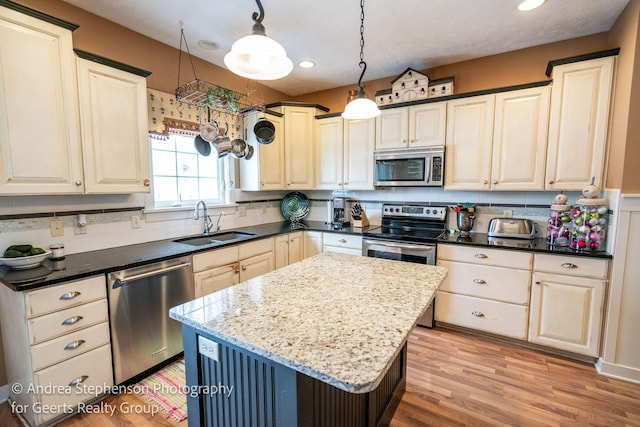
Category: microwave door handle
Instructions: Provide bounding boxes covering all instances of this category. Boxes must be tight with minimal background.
[425,157,431,184]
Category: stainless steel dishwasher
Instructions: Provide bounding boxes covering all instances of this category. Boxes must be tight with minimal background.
[107,256,194,384]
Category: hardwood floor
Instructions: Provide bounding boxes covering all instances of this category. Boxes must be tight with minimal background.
[2,327,639,426]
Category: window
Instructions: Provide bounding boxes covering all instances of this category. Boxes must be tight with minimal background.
[150,134,227,208]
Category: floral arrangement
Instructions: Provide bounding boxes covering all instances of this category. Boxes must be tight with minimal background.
[452,203,475,213]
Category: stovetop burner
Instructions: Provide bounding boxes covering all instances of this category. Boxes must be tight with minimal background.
[364,203,449,243]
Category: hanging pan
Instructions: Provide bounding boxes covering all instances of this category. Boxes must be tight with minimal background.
[254,110,276,144]
[194,111,212,156]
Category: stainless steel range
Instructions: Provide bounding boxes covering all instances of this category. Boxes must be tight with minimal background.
[362,204,448,327]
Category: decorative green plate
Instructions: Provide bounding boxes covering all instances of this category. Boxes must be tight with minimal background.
[280,192,310,222]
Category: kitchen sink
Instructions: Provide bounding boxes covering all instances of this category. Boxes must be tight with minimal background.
[173,232,256,246]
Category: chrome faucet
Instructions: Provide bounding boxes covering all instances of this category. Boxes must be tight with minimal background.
[193,200,213,235]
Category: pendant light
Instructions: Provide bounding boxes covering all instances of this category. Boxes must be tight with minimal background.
[342,0,380,120]
[224,0,293,80]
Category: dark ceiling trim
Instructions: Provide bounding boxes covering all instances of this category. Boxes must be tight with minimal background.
[265,101,330,112]
[546,48,620,77]
[0,0,79,31]
[74,49,152,77]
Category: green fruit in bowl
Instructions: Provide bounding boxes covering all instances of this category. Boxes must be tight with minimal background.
[29,247,46,256]
[3,249,24,258]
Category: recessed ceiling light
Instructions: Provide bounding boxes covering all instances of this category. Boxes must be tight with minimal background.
[298,60,315,69]
[518,0,546,11]
[197,40,219,50]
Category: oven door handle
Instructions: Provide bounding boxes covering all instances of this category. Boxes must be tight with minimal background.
[363,239,434,251]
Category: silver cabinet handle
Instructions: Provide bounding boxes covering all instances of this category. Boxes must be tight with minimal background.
[472,311,485,318]
[64,340,85,350]
[493,180,498,185]
[68,375,88,386]
[59,291,81,300]
[473,279,486,284]
[339,239,347,243]
[483,180,488,185]
[474,253,488,259]
[549,180,554,185]
[535,281,541,285]
[241,265,247,271]
[62,316,83,325]
[143,179,150,187]
[561,262,577,269]
[75,181,82,186]
[113,262,192,288]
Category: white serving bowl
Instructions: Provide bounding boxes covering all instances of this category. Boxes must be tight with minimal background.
[0,251,52,270]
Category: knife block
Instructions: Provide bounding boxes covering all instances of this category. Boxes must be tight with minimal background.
[352,211,369,228]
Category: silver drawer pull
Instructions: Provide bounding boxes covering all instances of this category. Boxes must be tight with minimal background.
[473,279,486,284]
[472,311,485,318]
[61,316,83,326]
[339,239,347,243]
[68,375,88,387]
[561,262,577,269]
[64,340,86,350]
[60,291,81,300]
[474,254,488,259]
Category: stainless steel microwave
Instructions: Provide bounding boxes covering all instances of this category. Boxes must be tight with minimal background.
[374,146,445,187]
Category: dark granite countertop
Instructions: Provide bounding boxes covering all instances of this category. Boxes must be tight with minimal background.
[437,232,613,259]
[0,221,375,291]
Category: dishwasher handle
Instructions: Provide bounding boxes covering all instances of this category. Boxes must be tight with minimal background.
[112,262,192,289]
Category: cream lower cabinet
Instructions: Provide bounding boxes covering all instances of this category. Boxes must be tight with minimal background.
[0,275,113,426]
[435,245,532,339]
[0,6,83,195]
[76,54,150,193]
[303,231,324,259]
[323,233,362,256]
[275,231,303,269]
[529,254,608,357]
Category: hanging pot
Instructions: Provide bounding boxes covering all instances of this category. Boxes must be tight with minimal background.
[200,122,219,142]
[211,137,232,157]
[244,144,255,160]
[194,134,212,156]
[230,138,248,158]
[254,117,276,144]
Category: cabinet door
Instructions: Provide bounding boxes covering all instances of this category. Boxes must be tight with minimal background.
[529,272,605,356]
[259,114,285,190]
[76,58,150,193]
[0,9,83,194]
[288,232,303,265]
[491,86,549,191]
[545,56,614,191]
[375,108,408,150]
[303,231,323,259]
[240,252,274,282]
[274,235,290,270]
[343,118,375,190]
[284,106,315,189]
[409,102,446,147]
[315,116,343,189]
[445,95,495,190]
[194,264,239,298]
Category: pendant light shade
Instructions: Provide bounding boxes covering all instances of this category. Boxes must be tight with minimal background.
[224,0,293,80]
[342,0,380,120]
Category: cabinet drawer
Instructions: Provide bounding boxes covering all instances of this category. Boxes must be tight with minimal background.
[34,344,113,423]
[437,260,531,304]
[29,299,108,345]
[323,233,362,250]
[31,322,110,371]
[193,246,239,272]
[435,291,529,339]
[534,254,608,279]
[437,244,532,269]
[25,275,106,318]
[323,246,363,256]
[239,237,274,259]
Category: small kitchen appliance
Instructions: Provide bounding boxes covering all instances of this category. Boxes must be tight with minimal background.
[331,197,350,228]
[362,204,448,327]
[487,218,536,239]
[374,146,444,187]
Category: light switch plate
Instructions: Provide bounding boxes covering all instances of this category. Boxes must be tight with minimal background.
[50,220,64,237]
[131,215,141,229]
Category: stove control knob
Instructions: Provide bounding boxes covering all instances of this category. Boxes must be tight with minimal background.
[395,208,400,212]
[426,209,431,214]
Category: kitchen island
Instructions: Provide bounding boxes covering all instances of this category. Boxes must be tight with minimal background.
[169,252,447,427]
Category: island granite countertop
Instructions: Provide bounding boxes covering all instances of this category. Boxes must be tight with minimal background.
[169,251,448,394]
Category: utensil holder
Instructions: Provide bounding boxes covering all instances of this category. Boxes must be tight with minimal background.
[456,211,475,237]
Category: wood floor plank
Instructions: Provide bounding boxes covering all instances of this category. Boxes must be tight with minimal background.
[2,326,640,426]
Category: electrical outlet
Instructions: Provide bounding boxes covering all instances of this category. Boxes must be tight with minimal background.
[503,209,513,218]
[131,215,141,229]
[238,205,247,217]
[50,220,64,237]
[74,219,87,235]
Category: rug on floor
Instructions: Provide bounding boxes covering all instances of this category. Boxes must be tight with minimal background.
[136,359,187,421]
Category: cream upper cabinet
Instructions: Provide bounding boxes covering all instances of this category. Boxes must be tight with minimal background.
[315,116,343,189]
[76,55,150,193]
[444,94,495,190]
[240,111,285,191]
[0,7,83,195]
[491,86,550,191]
[281,105,316,189]
[545,56,615,191]
[375,103,446,150]
[343,117,375,190]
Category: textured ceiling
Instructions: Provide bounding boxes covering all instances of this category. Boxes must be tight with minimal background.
[61,0,630,96]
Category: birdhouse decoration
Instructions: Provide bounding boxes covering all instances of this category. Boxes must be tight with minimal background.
[390,68,429,104]
[427,76,455,98]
